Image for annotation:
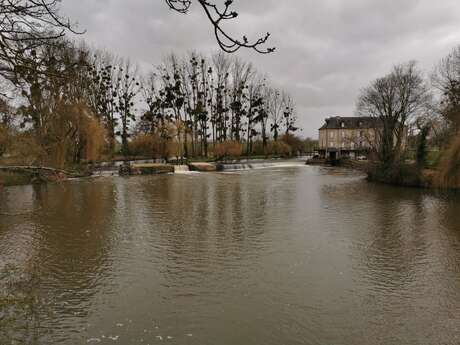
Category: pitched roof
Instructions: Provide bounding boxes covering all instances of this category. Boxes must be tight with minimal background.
[319,116,381,130]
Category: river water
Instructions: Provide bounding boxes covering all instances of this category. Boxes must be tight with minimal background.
[1,165,459,345]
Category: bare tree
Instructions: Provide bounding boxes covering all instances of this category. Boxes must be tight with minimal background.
[432,45,460,134]
[357,61,430,168]
[115,59,140,156]
[0,0,80,79]
[0,0,273,88]
[211,51,231,142]
[229,57,253,141]
[266,87,283,141]
[257,82,270,151]
[87,51,122,151]
[165,0,274,54]
[282,93,298,136]
[160,53,187,160]
[246,75,263,154]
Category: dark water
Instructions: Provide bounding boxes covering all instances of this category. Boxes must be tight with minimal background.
[1,166,460,345]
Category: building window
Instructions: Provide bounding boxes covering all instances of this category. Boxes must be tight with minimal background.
[341,131,346,138]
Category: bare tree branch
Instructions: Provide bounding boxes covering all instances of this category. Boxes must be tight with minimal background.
[0,0,82,79]
[165,0,275,54]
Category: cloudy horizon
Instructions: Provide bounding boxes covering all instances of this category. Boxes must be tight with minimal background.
[62,0,460,137]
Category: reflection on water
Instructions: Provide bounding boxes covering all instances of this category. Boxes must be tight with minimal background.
[0,166,459,345]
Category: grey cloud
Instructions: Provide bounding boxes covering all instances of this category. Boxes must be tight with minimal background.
[62,0,460,137]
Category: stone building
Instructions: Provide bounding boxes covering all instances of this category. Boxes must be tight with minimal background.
[318,116,382,159]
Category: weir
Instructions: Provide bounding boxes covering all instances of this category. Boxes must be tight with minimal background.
[174,165,191,173]
[217,159,306,171]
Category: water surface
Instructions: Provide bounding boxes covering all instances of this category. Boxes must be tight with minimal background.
[1,166,460,345]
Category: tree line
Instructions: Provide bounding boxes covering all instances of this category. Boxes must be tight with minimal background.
[0,39,303,168]
[134,51,299,160]
[0,1,310,169]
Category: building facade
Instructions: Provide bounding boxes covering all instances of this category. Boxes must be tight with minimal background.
[318,116,381,159]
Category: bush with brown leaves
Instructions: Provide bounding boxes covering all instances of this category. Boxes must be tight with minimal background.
[268,141,292,157]
[213,141,243,159]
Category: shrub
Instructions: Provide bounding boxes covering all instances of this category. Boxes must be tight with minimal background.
[250,140,267,156]
[366,161,422,187]
[268,140,292,157]
[280,134,303,155]
[0,124,12,157]
[7,132,47,166]
[213,141,243,159]
[435,134,460,188]
[81,116,107,162]
[130,133,181,160]
[129,134,157,156]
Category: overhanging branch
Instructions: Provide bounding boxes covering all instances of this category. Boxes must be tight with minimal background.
[165,0,275,54]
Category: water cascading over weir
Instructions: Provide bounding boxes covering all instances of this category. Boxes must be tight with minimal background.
[216,159,306,171]
[174,165,191,173]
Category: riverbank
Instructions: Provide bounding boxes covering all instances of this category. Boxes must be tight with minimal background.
[0,166,80,187]
[306,158,449,189]
[0,171,36,186]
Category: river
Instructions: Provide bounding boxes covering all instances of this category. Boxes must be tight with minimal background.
[1,165,459,345]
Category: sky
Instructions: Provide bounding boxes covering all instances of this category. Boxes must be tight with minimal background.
[61,0,460,138]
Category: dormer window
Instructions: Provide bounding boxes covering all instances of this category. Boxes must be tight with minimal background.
[341,122,345,128]
[358,121,363,127]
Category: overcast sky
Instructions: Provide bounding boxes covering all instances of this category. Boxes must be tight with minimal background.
[62,0,460,137]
